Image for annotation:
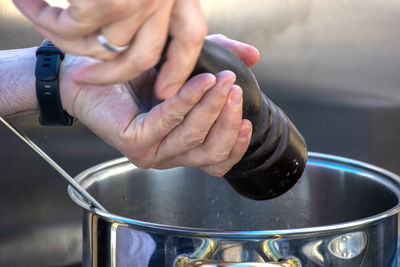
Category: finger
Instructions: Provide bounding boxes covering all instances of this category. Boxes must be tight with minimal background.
[201,119,252,177]
[178,85,243,167]
[155,71,236,161]
[13,0,105,39]
[207,34,260,67]
[99,0,162,47]
[121,73,216,163]
[32,24,120,61]
[99,16,145,49]
[155,84,245,169]
[72,0,175,85]
[154,0,208,99]
[33,24,133,61]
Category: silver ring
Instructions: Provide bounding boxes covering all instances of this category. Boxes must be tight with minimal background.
[97,35,129,53]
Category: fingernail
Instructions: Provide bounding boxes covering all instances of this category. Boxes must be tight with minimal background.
[204,81,215,92]
[239,124,251,139]
[223,79,234,95]
[224,72,237,95]
[231,85,242,106]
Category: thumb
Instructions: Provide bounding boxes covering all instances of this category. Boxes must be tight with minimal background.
[206,34,260,67]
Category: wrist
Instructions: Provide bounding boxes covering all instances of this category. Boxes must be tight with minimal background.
[0,47,78,120]
[0,47,38,117]
[58,54,83,118]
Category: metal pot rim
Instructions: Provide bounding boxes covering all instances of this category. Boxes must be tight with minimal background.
[68,152,400,238]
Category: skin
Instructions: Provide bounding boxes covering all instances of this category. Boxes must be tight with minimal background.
[12,0,207,99]
[0,35,260,177]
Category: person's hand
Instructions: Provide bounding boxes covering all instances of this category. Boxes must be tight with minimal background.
[12,0,207,99]
[60,35,259,176]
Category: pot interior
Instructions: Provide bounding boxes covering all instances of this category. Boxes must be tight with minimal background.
[75,154,400,231]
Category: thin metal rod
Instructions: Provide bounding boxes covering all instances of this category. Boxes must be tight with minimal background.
[0,116,108,213]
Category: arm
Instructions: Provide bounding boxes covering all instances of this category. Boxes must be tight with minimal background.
[0,36,258,176]
[0,47,38,117]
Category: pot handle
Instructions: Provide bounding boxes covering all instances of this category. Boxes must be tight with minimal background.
[180,259,300,267]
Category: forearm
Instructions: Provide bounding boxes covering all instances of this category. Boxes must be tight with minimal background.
[0,47,38,117]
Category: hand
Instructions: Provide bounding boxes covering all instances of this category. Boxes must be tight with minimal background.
[60,35,259,176]
[12,0,207,99]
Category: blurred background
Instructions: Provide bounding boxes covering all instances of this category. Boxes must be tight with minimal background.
[1,0,400,266]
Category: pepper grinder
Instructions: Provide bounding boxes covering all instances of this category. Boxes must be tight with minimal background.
[158,39,308,200]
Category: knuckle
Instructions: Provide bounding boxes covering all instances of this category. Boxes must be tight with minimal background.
[96,52,118,61]
[186,23,208,45]
[175,90,197,107]
[207,167,228,177]
[133,161,153,169]
[71,5,94,21]
[196,23,208,40]
[127,155,156,169]
[229,120,243,132]
[182,132,206,148]
[132,152,149,162]
[173,21,207,47]
[162,114,183,129]
[109,0,127,16]
[159,106,185,129]
[131,53,160,73]
[209,151,230,164]
[207,102,223,115]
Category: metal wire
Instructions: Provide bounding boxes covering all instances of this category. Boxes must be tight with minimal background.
[0,116,108,213]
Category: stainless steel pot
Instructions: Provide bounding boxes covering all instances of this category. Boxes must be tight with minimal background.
[69,153,400,266]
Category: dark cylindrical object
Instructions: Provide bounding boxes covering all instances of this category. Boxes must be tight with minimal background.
[189,40,307,200]
[156,39,307,200]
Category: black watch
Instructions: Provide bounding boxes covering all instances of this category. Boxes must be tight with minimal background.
[35,39,73,126]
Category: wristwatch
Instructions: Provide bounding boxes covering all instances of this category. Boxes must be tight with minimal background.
[35,39,73,126]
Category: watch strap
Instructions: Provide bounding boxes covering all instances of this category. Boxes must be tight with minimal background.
[35,39,73,126]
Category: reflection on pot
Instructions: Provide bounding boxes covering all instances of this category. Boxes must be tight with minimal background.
[175,239,301,267]
[259,239,300,267]
[175,238,217,266]
[301,231,368,266]
[328,231,368,259]
[116,225,156,266]
[176,240,266,265]
[301,240,324,266]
